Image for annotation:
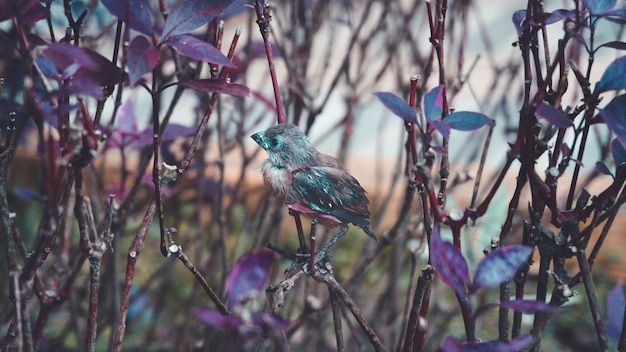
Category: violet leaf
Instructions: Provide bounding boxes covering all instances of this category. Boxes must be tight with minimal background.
[226,249,277,307]
[536,103,573,128]
[41,43,120,90]
[430,226,469,299]
[164,34,234,67]
[128,36,159,85]
[598,94,626,148]
[160,0,236,43]
[443,111,494,131]
[179,79,250,97]
[454,334,534,352]
[500,299,561,313]
[373,92,418,124]
[424,85,444,121]
[596,56,626,94]
[471,245,533,292]
[599,41,626,51]
[196,307,243,329]
[101,0,153,36]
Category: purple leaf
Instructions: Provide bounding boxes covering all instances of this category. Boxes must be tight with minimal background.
[598,94,626,148]
[164,34,234,67]
[373,92,417,124]
[424,85,444,121]
[430,226,469,299]
[451,334,534,352]
[596,56,626,94]
[0,0,48,23]
[428,119,450,139]
[160,123,196,143]
[595,162,614,177]
[179,79,250,97]
[599,41,626,51]
[101,0,153,36]
[612,138,626,165]
[196,307,243,329]
[41,43,121,90]
[500,299,561,313]
[128,36,159,85]
[472,246,533,292]
[606,280,625,340]
[160,0,236,43]
[443,111,494,131]
[583,0,616,15]
[51,78,105,99]
[227,249,277,307]
[536,103,573,128]
[560,143,571,157]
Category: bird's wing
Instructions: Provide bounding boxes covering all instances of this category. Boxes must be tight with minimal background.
[292,166,371,227]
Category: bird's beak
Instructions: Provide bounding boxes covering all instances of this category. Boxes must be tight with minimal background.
[251,132,268,150]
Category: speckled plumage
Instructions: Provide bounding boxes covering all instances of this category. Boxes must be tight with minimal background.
[251,124,376,240]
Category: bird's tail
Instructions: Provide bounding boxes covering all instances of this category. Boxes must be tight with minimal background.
[362,225,377,241]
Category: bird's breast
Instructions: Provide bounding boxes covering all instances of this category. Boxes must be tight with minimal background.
[261,162,295,203]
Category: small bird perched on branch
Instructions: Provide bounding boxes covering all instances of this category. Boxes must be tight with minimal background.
[251,124,376,256]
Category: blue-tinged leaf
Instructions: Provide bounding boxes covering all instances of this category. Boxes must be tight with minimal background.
[545,9,577,24]
[164,34,234,67]
[598,94,626,148]
[430,226,469,299]
[226,249,277,308]
[424,85,444,121]
[595,162,614,177]
[606,280,625,340]
[500,299,561,313]
[428,119,450,139]
[596,56,626,94]
[471,246,533,292]
[536,103,573,128]
[128,36,159,85]
[606,9,626,24]
[373,92,417,124]
[179,79,249,97]
[101,0,153,36]
[160,0,236,43]
[612,138,626,165]
[583,0,616,15]
[512,9,526,35]
[443,111,493,131]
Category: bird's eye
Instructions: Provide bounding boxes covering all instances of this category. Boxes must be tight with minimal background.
[270,137,280,147]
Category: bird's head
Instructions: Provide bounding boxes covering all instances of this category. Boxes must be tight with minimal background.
[251,124,316,168]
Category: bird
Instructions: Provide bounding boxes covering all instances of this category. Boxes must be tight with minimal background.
[251,124,377,256]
